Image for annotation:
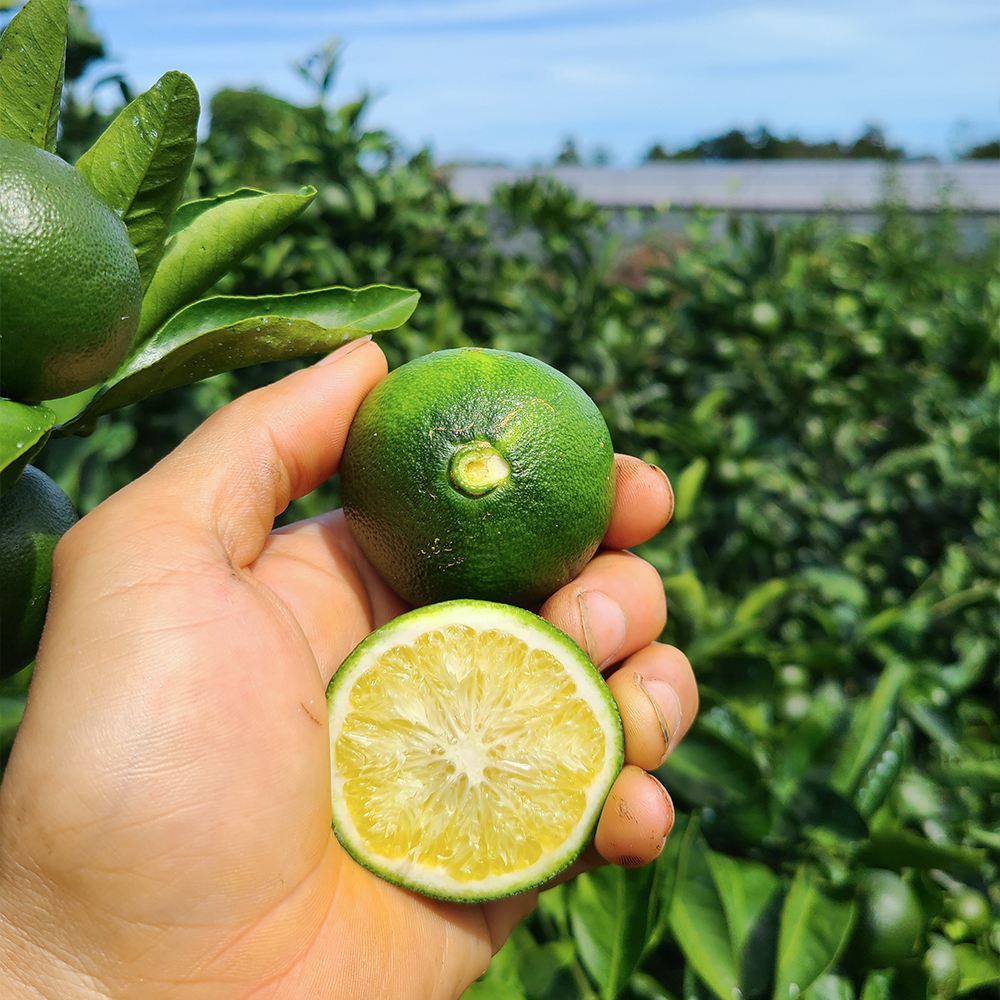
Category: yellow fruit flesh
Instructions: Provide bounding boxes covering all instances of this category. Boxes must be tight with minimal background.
[335,624,606,883]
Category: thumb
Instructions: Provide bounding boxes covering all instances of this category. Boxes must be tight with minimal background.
[99,337,387,567]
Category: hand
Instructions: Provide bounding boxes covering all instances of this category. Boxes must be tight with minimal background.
[0,339,696,1000]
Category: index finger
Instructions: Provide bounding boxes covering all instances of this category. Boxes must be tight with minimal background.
[603,455,674,551]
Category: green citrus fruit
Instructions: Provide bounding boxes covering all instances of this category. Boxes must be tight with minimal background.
[340,348,616,607]
[326,599,623,900]
[0,466,78,677]
[853,869,925,969]
[944,888,992,938]
[0,137,142,402]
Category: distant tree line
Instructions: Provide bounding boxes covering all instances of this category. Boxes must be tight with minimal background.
[964,138,1000,159]
[640,124,999,164]
[643,124,902,162]
[550,125,997,168]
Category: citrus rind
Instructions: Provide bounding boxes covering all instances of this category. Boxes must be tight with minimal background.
[340,348,616,609]
[0,137,142,402]
[326,600,624,902]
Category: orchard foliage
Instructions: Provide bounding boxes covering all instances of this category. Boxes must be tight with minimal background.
[0,12,997,1000]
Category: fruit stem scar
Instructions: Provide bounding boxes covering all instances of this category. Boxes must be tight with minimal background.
[449,441,510,497]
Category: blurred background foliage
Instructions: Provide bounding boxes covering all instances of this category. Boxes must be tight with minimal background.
[2,21,998,1000]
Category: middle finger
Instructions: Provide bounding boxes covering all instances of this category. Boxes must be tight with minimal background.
[539,550,666,670]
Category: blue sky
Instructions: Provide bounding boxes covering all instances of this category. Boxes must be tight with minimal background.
[65,0,1000,163]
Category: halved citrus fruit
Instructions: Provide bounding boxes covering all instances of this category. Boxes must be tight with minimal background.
[326,600,624,901]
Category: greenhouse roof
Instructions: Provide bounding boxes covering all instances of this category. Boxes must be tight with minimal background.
[448,160,1000,213]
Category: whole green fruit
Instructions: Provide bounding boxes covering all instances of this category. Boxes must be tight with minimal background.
[1,466,78,677]
[0,137,141,402]
[852,869,924,969]
[341,349,616,607]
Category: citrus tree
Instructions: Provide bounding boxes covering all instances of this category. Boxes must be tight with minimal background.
[0,0,418,680]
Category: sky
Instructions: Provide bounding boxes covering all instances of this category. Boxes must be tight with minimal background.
[52,0,1000,164]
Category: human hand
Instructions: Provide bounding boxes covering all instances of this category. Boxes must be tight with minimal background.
[0,339,696,1000]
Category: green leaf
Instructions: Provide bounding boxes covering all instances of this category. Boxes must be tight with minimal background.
[706,852,783,1000]
[770,686,846,803]
[657,734,760,809]
[954,942,1000,995]
[75,71,199,292]
[800,568,869,610]
[61,285,420,428]
[0,0,66,152]
[535,881,569,939]
[137,186,317,340]
[786,778,869,843]
[705,852,780,957]
[672,457,708,523]
[0,399,55,494]
[858,606,906,641]
[570,862,660,999]
[773,867,856,1000]
[691,386,730,426]
[801,973,854,1000]
[628,971,679,1000]
[668,823,741,1000]
[856,830,985,876]
[733,578,789,624]
[461,924,576,1000]
[683,963,725,1000]
[168,187,265,236]
[662,572,707,626]
[509,924,577,1000]
[829,660,909,796]
[1,696,28,767]
[646,810,688,950]
[853,724,908,819]
[689,621,761,662]
[697,705,764,767]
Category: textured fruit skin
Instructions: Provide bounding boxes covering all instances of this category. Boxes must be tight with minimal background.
[341,348,616,607]
[853,869,925,969]
[0,466,78,677]
[0,137,142,402]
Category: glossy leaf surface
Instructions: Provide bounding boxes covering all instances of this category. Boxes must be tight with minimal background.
[570,862,662,999]
[773,868,855,1000]
[668,823,740,1000]
[137,186,316,340]
[62,285,419,427]
[75,71,199,291]
[0,399,55,494]
[0,0,65,151]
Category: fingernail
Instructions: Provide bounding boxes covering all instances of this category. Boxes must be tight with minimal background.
[314,334,373,367]
[648,464,674,520]
[636,676,684,766]
[577,591,628,669]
